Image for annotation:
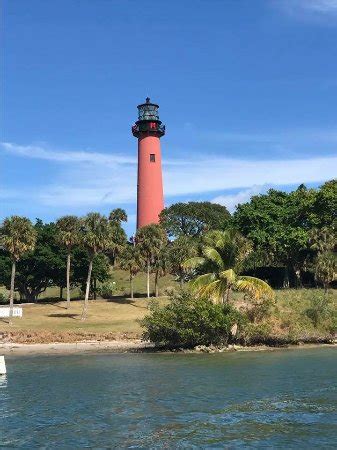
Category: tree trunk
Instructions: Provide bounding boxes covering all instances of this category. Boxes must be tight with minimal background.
[155,270,159,298]
[147,259,150,298]
[225,286,231,303]
[93,278,97,300]
[324,282,328,295]
[59,286,63,301]
[9,260,16,325]
[130,273,134,299]
[66,252,71,308]
[294,266,302,289]
[283,267,290,289]
[81,258,93,320]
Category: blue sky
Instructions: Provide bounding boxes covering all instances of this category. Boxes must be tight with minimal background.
[2,0,337,235]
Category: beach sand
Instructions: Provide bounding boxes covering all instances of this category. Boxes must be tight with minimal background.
[0,340,154,355]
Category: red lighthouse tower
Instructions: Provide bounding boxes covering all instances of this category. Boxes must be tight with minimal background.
[132,98,165,229]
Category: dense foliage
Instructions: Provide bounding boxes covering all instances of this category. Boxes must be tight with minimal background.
[141,290,242,348]
[160,201,230,238]
[0,180,335,306]
[0,219,110,302]
[233,181,336,287]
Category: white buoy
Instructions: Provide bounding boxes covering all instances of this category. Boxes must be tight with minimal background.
[0,356,6,375]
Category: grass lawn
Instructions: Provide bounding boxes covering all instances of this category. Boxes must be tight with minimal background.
[1,268,336,344]
[0,297,170,336]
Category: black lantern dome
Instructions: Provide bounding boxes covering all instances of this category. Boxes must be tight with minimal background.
[132,97,165,138]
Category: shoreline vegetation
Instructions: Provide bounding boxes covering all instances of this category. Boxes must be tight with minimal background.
[1,182,336,355]
[1,288,336,354]
[1,340,336,356]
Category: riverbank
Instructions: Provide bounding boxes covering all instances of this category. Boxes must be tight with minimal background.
[1,339,336,356]
[0,339,153,355]
[1,291,335,354]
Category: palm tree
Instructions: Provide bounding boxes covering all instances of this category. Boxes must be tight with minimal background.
[184,229,273,304]
[55,215,81,309]
[309,225,336,293]
[135,224,167,298]
[0,216,36,322]
[109,208,128,224]
[108,209,128,266]
[119,244,142,299]
[81,213,110,319]
[153,245,170,297]
[315,251,336,293]
[309,226,336,254]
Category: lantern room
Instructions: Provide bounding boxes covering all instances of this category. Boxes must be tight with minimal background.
[132,97,165,138]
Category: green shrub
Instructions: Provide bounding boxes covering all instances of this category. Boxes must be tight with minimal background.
[97,281,117,299]
[305,292,334,328]
[141,289,243,348]
[246,296,275,323]
[241,322,273,345]
[0,292,8,305]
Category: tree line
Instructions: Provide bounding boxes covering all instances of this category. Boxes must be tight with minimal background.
[0,180,336,321]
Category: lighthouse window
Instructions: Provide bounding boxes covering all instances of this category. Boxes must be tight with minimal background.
[150,154,156,162]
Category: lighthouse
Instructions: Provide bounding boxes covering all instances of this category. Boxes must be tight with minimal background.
[132,98,165,229]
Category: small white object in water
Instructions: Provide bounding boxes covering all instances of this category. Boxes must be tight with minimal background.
[0,356,6,375]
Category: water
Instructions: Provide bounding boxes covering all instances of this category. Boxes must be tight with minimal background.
[1,348,336,448]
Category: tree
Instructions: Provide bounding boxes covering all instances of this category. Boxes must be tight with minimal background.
[309,226,336,254]
[152,245,170,297]
[109,208,128,224]
[0,220,112,304]
[184,230,273,304]
[168,235,197,287]
[119,244,142,299]
[160,201,230,238]
[107,209,128,266]
[309,225,336,292]
[314,252,336,293]
[135,224,167,298]
[81,213,110,319]
[0,221,66,302]
[233,185,318,287]
[313,179,337,228]
[55,215,81,309]
[71,248,110,298]
[0,216,36,322]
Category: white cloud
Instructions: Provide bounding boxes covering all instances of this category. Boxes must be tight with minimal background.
[1,142,136,166]
[276,0,337,18]
[163,155,337,197]
[211,185,268,212]
[300,0,337,13]
[202,128,337,145]
[1,142,336,210]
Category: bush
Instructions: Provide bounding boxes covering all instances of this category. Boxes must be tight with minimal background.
[246,296,275,323]
[241,322,273,345]
[97,281,117,299]
[305,293,334,328]
[0,292,8,305]
[141,290,243,348]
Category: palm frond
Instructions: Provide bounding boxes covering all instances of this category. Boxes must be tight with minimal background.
[219,269,237,284]
[196,279,222,303]
[202,246,224,270]
[190,272,216,290]
[236,276,274,299]
[183,256,206,270]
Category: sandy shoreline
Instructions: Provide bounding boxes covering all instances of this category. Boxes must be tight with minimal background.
[0,340,154,355]
[1,340,336,356]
